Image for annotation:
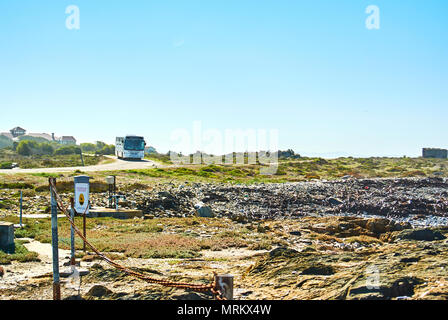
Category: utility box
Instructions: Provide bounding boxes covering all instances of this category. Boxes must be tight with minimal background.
[74,176,90,215]
[0,222,15,252]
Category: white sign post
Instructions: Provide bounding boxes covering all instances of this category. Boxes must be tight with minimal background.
[74,176,90,215]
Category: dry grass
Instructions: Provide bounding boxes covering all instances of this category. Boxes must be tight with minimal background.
[4,216,257,259]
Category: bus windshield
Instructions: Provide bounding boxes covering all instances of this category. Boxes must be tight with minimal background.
[124,138,145,151]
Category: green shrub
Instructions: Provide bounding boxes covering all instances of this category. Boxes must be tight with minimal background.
[54,146,81,155]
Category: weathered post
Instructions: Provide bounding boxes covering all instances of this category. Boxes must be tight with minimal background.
[49,178,61,300]
[19,190,23,227]
[83,211,86,253]
[79,149,85,166]
[214,274,234,300]
[70,197,76,265]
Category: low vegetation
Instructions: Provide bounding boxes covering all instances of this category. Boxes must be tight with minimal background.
[0,149,104,169]
[0,240,40,265]
[2,216,272,259]
[121,157,448,183]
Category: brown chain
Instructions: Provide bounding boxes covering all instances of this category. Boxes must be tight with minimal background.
[49,180,222,294]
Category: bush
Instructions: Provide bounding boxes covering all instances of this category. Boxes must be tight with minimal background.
[0,135,13,149]
[16,140,35,156]
[54,146,81,155]
[0,162,13,169]
[38,143,54,155]
[16,140,56,156]
[96,144,115,155]
[80,143,96,152]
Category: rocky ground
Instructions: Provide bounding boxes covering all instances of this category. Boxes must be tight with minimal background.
[1,177,448,300]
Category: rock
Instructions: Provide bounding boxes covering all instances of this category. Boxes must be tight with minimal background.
[87,285,113,298]
[81,255,96,262]
[0,266,4,277]
[366,218,391,234]
[400,257,420,263]
[383,277,422,298]
[365,218,412,235]
[301,264,334,276]
[396,229,447,241]
[328,197,344,206]
[64,295,83,300]
[194,203,214,218]
[168,292,208,300]
[289,231,302,236]
[269,247,299,259]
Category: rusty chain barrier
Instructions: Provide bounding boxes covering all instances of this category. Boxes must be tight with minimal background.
[49,179,228,300]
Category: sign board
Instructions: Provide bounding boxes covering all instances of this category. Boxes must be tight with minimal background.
[74,176,90,214]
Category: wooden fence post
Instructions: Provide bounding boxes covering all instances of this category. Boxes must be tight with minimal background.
[214,274,234,300]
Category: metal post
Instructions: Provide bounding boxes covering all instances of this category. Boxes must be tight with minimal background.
[70,197,76,265]
[19,190,23,227]
[83,206,87,253]
[80,151,85,166]
[214,274,234,300]
[49,178,61,300]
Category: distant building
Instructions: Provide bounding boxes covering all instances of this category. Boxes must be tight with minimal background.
[0,126,77,145]
[60,136,77,145]
[9,127,26,138]
[422,148,447,159]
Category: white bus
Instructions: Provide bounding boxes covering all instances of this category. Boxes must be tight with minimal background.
[115,135,146,160]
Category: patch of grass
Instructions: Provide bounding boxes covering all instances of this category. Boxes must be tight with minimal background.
[0,241,40,265]
[0,182,34,190]
[345,235,383,245]
[248,240,273,251]
[30,173,61,178]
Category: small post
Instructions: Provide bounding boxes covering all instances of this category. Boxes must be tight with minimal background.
[83,205,87,253]
[19,190,23,227]
[49,178,61,300]
[214,274,234,300]
[70,197,76,265]
[80,151,85,166]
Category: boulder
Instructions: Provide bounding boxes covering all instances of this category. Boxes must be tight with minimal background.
[365,218,391,234]
[269,247,299,259]
[365,218,412,235]
[301,264,334,276]
[87,285,113,298]
[328,197,344,206]
[194,203,215,218]
[396,229,446,241]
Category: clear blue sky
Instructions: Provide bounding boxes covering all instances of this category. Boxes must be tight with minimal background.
[1,0,447,157]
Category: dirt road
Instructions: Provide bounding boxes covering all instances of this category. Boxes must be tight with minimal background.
[0,156,160,174]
